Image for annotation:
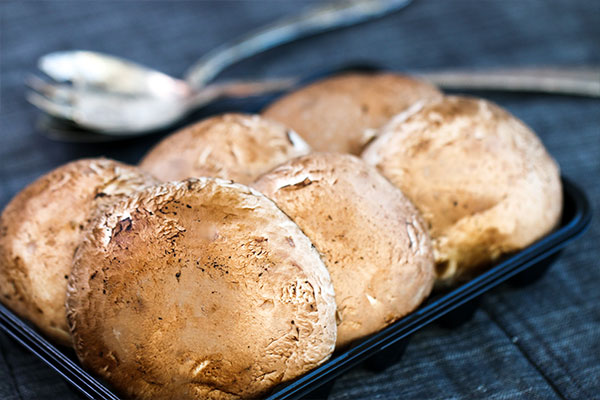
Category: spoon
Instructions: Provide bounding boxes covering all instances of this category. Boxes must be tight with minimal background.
[27,0,414,135]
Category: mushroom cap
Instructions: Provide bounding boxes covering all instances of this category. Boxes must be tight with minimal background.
[262,73,442,155]
[66,178,336,400]
[139,113,310,184]
[362,96,563,283]
[253,153,434,348]
[0,158,158,346]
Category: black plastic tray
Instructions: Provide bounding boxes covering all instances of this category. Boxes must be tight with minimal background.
[0,178,591,400]
[0,65,593,399]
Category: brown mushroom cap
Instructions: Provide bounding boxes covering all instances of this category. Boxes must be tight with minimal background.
[253,153,434,348]
[262,73,443,155]
[139,113,310,184]
[362,96,563,284]
[0,158,158,346]
[66,178,336,400]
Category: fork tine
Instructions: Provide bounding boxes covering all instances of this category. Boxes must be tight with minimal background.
[26,75,53,91]
[26,91,75,121]
[26,75,76,105]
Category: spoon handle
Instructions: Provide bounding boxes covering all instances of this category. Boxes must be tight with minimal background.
[184,0,412,89]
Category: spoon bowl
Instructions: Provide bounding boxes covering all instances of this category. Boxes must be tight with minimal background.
[29,51,195,133]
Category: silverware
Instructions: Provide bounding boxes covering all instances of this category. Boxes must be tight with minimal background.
[27,0,600,141]
[27,0,413,135]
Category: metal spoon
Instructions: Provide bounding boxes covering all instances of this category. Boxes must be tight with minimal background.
[27,0,414,135]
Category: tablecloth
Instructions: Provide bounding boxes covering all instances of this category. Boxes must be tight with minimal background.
[0,1,598,399]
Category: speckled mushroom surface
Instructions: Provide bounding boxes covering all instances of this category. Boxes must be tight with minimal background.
[139,113,310,184]
[253,153,434,348]
[0,158,158,346]
[66,178,336,400]
[362,96,563,284]
[262,73,442,155]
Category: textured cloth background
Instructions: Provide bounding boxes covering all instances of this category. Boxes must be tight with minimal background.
[0,1,599,399]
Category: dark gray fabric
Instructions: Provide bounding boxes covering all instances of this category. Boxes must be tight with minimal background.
[0,1,598,399]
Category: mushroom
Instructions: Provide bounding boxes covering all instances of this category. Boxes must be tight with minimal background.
[362,96,563,284]
[262,73,442,155]
[66,178,336,400]
[253,153,434,348]
[0,158,158,346]
[139,113,310,184]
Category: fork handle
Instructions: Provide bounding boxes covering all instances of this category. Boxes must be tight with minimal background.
[198,66,600,100]
[184,0,412,89]
[415,67,600,97]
